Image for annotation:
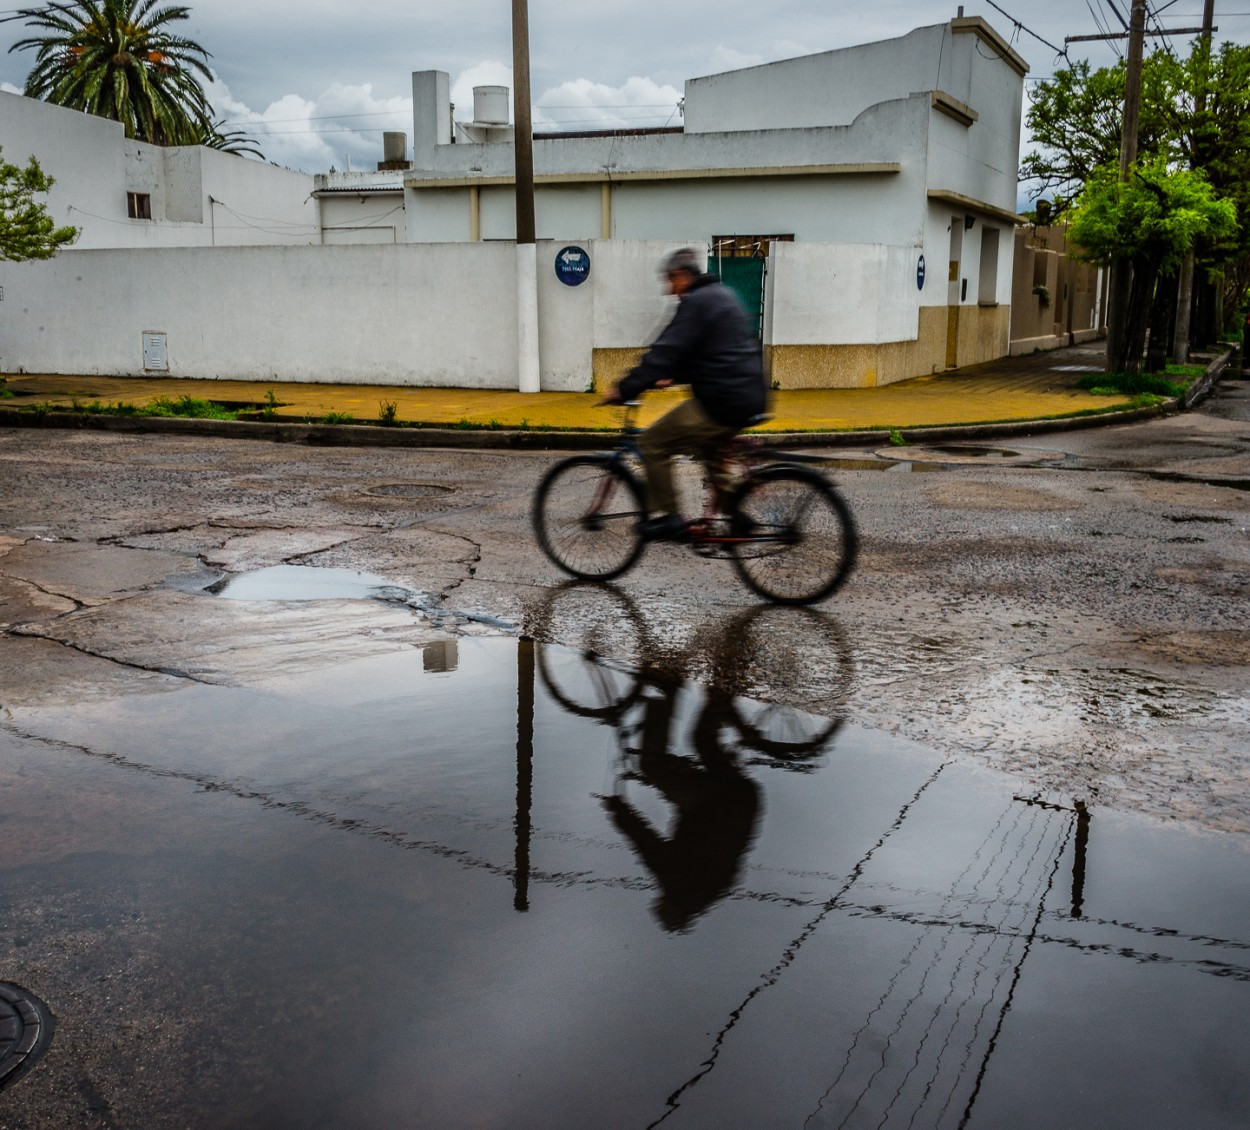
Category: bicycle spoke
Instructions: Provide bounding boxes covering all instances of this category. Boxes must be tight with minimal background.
[728,467,857,605]
[533,457,647,580]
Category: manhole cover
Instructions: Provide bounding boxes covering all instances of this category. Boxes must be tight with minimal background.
[364,483,455,499]
[0,983,54,1092]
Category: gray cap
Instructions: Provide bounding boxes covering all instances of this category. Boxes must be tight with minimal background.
[662,247,704,278]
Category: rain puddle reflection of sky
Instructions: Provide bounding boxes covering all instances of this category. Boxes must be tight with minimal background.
[1,599,1247,1128]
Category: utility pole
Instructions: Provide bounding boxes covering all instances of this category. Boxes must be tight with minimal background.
[512,0,541,393]
[1104,0,1148,372]
[1068,1,1212,372]
[1174,0,1217,364]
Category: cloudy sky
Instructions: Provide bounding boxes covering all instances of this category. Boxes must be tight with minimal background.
[2,0,1245,176]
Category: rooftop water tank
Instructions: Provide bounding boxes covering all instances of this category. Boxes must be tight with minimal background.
[382,131,407,164]
[473,85,510,125]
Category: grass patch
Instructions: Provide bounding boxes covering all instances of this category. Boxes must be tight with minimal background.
[145,395,238,420]
[378,399,399,426]
[1075,371,1187,398]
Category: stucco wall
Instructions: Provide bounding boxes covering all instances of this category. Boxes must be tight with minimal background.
[1,91,317,249]
[0,240,684,391]
[0,244,520,385]
[683,21,1026,137]
[767,243,920,346]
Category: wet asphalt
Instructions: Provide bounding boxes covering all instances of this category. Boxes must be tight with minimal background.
[0,360,1247,1127]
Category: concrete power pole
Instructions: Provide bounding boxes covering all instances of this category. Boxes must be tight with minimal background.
[1174,0,1217,364]
[1106,0,1148,373]
[512,0,541,393]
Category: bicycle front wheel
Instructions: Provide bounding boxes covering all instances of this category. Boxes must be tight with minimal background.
[532,456,647,580]
[728,465,858,605]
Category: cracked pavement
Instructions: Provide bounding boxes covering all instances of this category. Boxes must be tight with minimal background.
[1,378,1248,836]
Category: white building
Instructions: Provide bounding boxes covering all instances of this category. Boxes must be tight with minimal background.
[405,16,1027,388]
[0,90,319,248]
[1,18,1029,391]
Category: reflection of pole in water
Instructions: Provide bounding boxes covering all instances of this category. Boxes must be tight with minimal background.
[1071,800,1090,918]
[514,638,535,912]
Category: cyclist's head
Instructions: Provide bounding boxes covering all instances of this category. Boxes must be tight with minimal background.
[661,247,703,295]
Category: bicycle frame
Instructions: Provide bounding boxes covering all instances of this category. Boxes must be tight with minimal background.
[603,403,809,555]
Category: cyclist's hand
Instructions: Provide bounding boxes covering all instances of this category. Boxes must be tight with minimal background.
[598,387,625,406]
[654,378,674,388]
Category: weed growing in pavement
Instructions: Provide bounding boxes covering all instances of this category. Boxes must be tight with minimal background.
[261,389,279,419]
[321,410,354,424]
[378,400,399,426]
[146,396,237,419]
[888,428,908,446]
[0,381,13,400]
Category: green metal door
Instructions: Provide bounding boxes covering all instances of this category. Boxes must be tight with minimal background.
[712,256,765,339]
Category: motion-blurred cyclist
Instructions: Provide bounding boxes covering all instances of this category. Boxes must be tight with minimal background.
[600,247,769,540]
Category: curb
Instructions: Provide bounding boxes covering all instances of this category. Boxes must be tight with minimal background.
[0,351,1229,452]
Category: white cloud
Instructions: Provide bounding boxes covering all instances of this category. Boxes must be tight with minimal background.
[1,82,21,95]
[707,45,764,74]
[534,75,682,132]
[207,77,411,172]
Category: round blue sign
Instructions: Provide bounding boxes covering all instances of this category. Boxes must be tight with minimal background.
[555,245,591,287]
[916,254,926,291]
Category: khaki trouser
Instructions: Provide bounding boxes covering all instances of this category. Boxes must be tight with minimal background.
[638,398,738,516]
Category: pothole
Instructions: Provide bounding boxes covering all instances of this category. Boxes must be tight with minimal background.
[812,458,949,473]
[207,564,416,602]
[877,445,1068,466]
[363,483,456,499]
[0,983,54,1093]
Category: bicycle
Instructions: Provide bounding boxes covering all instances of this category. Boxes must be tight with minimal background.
[531,402,858,605]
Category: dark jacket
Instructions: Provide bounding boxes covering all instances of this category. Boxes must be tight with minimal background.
[617,274,768,428]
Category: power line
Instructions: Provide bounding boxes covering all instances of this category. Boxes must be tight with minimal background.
[983,0,1071,61]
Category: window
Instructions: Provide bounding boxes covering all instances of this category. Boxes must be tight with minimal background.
[978,228,1000,304]
[127,192,152,220]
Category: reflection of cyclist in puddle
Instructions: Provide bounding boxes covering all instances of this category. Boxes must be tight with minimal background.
[530,582,850,932]
[602,679,761,933]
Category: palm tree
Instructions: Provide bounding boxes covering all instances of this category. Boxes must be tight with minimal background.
[10,0,216,147]
[197,119,266,161]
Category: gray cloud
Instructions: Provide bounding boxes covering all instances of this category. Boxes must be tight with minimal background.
[1,1,1243,173]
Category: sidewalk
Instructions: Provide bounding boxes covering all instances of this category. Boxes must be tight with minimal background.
[0,343,1199,445]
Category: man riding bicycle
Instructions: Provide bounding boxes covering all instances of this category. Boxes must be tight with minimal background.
[601,247,769,541]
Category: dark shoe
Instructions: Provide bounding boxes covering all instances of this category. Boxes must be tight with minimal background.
[636,513,688,541]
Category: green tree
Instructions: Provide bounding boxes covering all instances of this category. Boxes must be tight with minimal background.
[10,0,215,147]
[0,146,78,261]
[1068,157,1237,371]
[1021,55,1175,215]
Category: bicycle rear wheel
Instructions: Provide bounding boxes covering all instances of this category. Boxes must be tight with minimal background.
[728,465,857,605]
[532,456,647,580]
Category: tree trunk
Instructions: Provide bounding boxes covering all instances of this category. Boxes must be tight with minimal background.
[1146,269,1175,372]
[1173,251,1194,362]
[1112,259,1158,373]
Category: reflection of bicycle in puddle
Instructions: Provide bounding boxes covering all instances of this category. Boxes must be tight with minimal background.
[527,583,853,930]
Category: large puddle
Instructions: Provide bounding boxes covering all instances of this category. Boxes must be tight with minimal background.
[1,606,1247,1127]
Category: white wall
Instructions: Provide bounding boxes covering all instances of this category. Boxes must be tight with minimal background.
[1,244,517,385]
[682,19,1027,137]
[0,239,947,386]
[319,194,404,244]
[0,240,686,390]
[767,243,920,346]
[0,91,318,248]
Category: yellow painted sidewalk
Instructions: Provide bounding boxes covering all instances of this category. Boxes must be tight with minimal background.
[2,346,1134,433]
